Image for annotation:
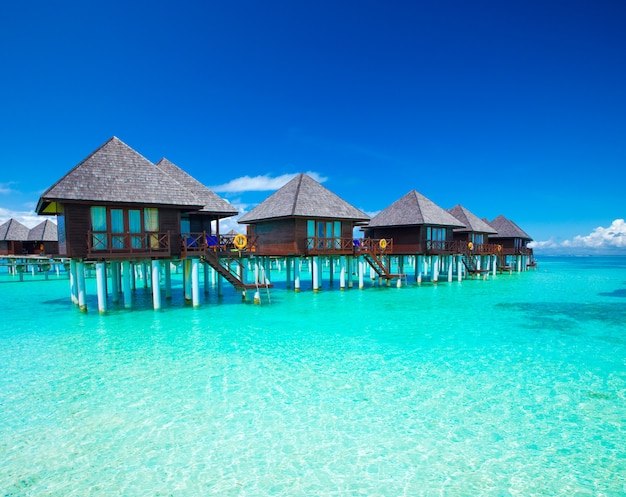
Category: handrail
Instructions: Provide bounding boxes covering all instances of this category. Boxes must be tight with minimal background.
[358,238,393,255]
[87,231,171,257]
[181,232,258,256]
[305,237,355,254]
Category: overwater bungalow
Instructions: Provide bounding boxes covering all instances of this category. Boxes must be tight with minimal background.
[487,215,535,271]
[363,190,470,282]
[447,204,499,274]
[35,136,240,311]
[364,190,465,254]
[238,173,370,291]
[0,219,30,255]
[26,219,59,256]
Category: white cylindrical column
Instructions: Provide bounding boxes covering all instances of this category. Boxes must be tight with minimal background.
[165,262,172,299]
[312,256,320,292]
[294,257,301,292]
[76,261,87,312]
[358,256,365,290]
[111,262,120,303]
[340,256,346,290]
[96,261,107,313]
[191,258,200,307]
[69,259,78,304]
[152,260,162,310]
[122,260,132,309]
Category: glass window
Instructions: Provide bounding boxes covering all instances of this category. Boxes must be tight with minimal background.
[90,206,107,249]
[111,209,125,249]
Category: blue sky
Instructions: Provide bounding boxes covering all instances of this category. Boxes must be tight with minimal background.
[1,1,624,254]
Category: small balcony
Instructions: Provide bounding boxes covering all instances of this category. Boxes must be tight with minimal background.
[87,231,171,259]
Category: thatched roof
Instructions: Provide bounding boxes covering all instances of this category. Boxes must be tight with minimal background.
[0,219,30,241]
[488,215,532,240]
[36,137,208,214]
[447,205,497,234]
[27,220,58,241]
[238,173,369,224]
[367,190,465,228]
[155,158,237,217]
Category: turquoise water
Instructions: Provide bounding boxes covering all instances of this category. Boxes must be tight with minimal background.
[1,257,625,496]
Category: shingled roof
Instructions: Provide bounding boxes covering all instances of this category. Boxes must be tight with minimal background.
[367,190,465,228]
[238,173,369,223]
[36,137,207,214]
[488,215,532,240]
[0,219,30,241]
[27,219,58,241]
[155,158,237,217]
[447,205,497,234]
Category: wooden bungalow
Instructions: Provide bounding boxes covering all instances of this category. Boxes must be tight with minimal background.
[364,190,465,255]
[0,219,30,255]
[35,136,236,260]
[487,215,535,271]
[238,173,369,291]
[25,219,59,256]
[238,173,369,257]
[363,190,474,283]
[447,205,499,274]
[35,136,240,311]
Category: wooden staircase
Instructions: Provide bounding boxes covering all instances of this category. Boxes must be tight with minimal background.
[202,252,273,291]
[462,251,490,276]
[362,253,404,282]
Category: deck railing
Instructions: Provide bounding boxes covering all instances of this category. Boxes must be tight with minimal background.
[357,238,393,255]
[181,232,258,256]
[87,231,171,258]
[305,237,356,255]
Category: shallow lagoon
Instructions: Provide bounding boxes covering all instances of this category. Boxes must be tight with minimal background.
[1,257,625,496]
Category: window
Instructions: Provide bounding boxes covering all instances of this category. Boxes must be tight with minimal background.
[89,206,160,251]
[90,206,108,250]
[306,220,344,250]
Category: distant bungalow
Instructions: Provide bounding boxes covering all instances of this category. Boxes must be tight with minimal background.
[362,190,477,282]
[238,173,370,291]
[487,215,535,271]
[0,218,58,256]
[29,137,536,312]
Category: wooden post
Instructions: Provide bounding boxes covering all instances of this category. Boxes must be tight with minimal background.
[457,256,463,282]
[432,256,439,284]
[448,255,453,282]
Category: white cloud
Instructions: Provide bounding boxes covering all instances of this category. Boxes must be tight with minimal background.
[0,207,50,228]
[565,219,626,249]
[530,219,626,254]
[211,171,327,193]
[0,182,17,195]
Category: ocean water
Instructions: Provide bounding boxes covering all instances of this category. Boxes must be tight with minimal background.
[1,257,625,496]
